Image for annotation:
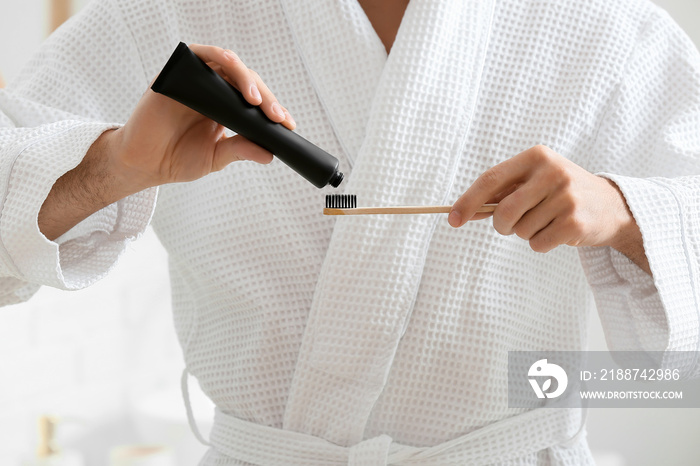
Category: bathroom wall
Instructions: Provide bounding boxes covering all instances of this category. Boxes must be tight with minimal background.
[0,1,699,465]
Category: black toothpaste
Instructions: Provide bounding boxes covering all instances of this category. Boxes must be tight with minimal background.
[152,42,343,189]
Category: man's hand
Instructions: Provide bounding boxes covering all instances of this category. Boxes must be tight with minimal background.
[448,145,651,274]
[39,44,293,241]
[116,44,296,190]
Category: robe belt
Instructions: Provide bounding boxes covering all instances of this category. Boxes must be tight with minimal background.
[208,406,584,466]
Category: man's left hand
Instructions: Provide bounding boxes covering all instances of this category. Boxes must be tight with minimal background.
[449,145,650,273]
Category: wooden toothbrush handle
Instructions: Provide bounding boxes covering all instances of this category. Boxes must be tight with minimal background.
[323,204,497,215]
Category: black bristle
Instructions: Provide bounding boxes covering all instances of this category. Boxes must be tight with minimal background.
[325,194,356,209]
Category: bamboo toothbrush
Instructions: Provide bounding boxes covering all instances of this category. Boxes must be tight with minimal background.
[323,194,497,215]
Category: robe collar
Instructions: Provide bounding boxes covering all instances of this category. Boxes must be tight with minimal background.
[279,0,387,165]
[280,0,497,445]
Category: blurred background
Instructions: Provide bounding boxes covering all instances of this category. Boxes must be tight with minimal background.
[0,1,699,465]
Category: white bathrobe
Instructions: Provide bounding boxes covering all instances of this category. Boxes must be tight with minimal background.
[1,0,699,464]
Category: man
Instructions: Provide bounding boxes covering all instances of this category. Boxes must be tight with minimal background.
[1,0,698,464]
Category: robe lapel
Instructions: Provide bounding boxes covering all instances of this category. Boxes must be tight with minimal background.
[283,0,497,445]
[279,0,387,164]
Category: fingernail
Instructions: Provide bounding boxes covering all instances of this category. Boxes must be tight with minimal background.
[271,102,285,119]
[224,50,235,61]
[250,84,261,102]
[448,210,462,228]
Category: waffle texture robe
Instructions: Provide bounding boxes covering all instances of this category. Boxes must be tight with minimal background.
[1,0,700,464]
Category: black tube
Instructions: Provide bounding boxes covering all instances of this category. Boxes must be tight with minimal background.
[151,42,343,189]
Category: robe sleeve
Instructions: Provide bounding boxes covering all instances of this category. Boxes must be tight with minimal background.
[0,0,157,306]
[578,6,700,364]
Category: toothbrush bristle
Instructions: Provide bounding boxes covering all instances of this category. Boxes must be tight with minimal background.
[325,194,356,209]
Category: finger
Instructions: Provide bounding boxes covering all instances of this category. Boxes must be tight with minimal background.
[490,182,521,204]
[468,212,494,221]
[207,62,229,80]
[250,71,295,128]
[461,185,516,222]
[450,153,536,228]
[212,62,295,130]
[492,179,552,236]
[280,105,297,131]
[189,44,262,106]
[528,216,566,253]
[511,196,562,240]
[206,63,244,96]
[198,62,297,130]
[212,135,274,171]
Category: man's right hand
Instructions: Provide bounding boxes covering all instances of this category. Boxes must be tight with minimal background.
[38,44,294,240]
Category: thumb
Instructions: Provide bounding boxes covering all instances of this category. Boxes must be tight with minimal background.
[212,135,274,170]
